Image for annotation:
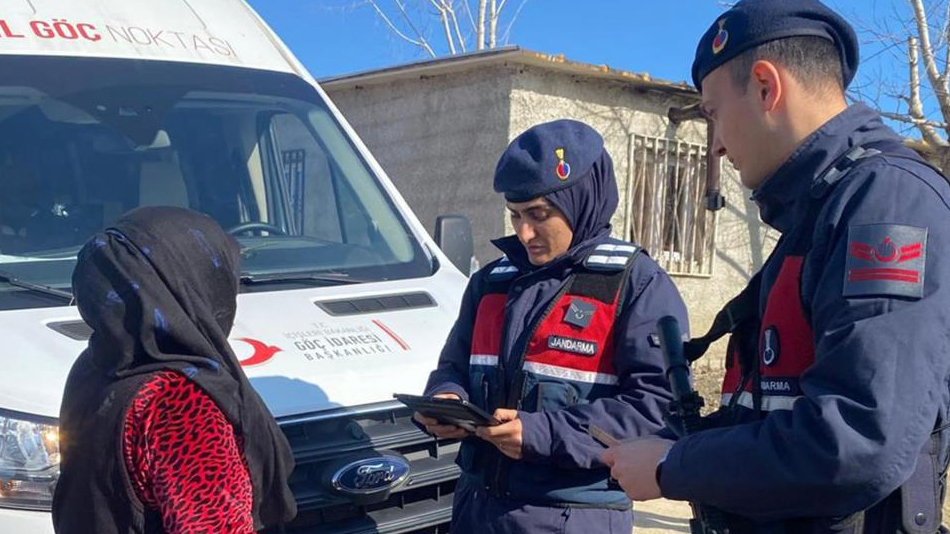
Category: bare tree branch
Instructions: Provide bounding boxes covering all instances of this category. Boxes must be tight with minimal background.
[359,0,519,55]
[367,0,437,57]
[443,0,468,52]
[943,0,950,84]
[476,0,487,50]
[489,0,497,48]
[881,111,950,131]
[909,0,950,123]
[461,0,477,33]
[906,35,948,144]
[394,0,438,56]
[428,0,457,54]
[501,0,529,44]
[852,16,906,45]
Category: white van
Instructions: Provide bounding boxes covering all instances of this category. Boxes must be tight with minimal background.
[0,1,472,532]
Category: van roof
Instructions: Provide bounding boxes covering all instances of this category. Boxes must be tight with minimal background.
[0,0,297,74]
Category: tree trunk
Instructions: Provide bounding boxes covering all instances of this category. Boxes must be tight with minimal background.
[489,0,497,48]
[476,0,487,50]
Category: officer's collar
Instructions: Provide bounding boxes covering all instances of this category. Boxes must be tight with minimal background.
[751,103,893,232]
[491,227,613,274]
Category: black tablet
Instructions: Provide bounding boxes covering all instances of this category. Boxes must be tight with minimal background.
[394,393,500,431]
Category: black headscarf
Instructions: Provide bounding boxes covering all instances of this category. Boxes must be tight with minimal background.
[72,206,296,529]
[545,149,619,248]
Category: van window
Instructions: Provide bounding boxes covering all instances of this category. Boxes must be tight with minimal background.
[0,56,432,304]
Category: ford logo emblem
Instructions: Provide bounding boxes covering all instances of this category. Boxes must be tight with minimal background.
[330,455,410,496]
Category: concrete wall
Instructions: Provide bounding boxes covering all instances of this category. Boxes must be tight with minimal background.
[325,66,513,264]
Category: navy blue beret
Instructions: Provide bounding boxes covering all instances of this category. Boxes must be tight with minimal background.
[493,119,605,203]
[691,0,859,91]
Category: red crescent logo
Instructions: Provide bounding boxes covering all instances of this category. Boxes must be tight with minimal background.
[234,337,283,367]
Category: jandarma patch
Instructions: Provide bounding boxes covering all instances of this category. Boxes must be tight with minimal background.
[844,224,927,299]
[547,335,598,357]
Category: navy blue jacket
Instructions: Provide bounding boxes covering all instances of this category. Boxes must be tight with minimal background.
[426,230,688,503]
[660,104,950,523]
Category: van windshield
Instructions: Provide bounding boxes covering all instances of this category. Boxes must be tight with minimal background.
[0,56,432,306]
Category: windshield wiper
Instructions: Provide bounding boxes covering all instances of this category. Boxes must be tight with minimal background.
[0,270,74,303]
[239,242,275,258]
[239,271,368,286]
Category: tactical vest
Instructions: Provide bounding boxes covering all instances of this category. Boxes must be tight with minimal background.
[458,240,639,508]
[685,143,950,534]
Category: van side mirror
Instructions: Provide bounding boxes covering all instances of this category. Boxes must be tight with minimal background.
[434,215,474,275]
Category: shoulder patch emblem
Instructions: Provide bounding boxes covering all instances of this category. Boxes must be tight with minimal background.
[564,298,595,328]
[844,224,927,299]
[487,255,519,281]
[585,243,639,272]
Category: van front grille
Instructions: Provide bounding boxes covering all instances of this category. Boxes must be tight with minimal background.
[267,402,458,534]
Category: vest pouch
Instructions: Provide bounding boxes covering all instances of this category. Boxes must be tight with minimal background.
[900,438,942,534]
[468,370,490,410]
[522,373,580,412]
[538,380,581,412]
[457,371,493,476]
[456,437,476,472]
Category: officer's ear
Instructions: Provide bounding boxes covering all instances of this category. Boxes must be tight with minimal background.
[750,59,783,113]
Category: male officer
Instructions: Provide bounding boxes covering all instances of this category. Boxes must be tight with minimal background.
[603,0,950,532]
[415,119,688,534]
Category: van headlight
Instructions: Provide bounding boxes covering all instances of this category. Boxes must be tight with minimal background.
[0,409,59,511]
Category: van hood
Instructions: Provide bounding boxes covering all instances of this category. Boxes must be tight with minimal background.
[0,271,465,419]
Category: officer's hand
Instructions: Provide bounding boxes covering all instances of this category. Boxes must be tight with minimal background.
[475,409,522,460]
[601,438,673,501]
[413,393,471,440]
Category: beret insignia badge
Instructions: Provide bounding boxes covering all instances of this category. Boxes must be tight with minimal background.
[712,19,729,55]
[555,147,571,180]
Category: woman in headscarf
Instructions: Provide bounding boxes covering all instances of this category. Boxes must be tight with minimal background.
[52,206,296,534]
[415,119,689,534]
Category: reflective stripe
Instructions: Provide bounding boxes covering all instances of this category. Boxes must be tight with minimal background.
[470,354,499,366]
[523,361,619,386]
[595,244,637,254]
[720,391,800,411]
[488,255,518,278]
[587,255,631,267]
[586,242,638,271]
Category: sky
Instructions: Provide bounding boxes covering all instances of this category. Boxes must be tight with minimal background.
[245,0,946,139]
